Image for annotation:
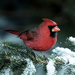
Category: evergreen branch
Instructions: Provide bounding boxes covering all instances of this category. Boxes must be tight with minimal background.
[0,40,74,75]
[0,40,66,65]
[65,37,75,51]
[4,55,65,65]
[1,41,35,60]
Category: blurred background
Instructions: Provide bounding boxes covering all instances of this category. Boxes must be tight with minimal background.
[0,0,75,75]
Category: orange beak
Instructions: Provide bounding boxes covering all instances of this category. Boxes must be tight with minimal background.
[52,26,60,32]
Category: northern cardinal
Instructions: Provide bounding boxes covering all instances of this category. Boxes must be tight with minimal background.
[5,18,60,59]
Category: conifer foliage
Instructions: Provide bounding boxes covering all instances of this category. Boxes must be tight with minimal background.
[0,36,75,75]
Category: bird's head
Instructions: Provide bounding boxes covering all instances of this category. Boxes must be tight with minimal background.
[38,18,60,38]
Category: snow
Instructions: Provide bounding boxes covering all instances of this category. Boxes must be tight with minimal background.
[68,36,75,45]
[52,47,75,57]
[55,56,68,64]
[46,59,57,75]
[51,46,75,75]
[0,58,36,75]
[52,47,75,64]
[21,58,36,75]
[0,68,13,75]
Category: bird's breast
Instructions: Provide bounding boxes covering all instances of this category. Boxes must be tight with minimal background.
[24,37,57,51]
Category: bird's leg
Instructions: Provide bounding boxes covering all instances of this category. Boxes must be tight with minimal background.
[40,51,49,61]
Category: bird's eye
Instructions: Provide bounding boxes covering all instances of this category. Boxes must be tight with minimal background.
[48,26,55,30]
[48,26,52,32]
[48,26,51,29]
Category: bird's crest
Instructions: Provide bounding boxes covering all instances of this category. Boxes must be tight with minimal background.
[43,18,57,26]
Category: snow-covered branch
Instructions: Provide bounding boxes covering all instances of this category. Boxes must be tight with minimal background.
[0,36,75,75]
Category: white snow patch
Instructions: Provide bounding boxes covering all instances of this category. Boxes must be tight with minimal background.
[52,47,75,64]
[55,56,68,64]
[21,58,36,75]
[46,59,57,75]
[68,36,75,45]
[0,68,13,75]
[52,46,75,75]
[52,47,75,57]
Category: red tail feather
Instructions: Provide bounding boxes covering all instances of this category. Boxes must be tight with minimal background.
[5,30,19,36]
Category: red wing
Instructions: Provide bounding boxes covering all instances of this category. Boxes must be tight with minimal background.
[19,28,39,41]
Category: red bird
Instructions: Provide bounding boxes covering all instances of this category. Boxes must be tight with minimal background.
[5,18,60,59]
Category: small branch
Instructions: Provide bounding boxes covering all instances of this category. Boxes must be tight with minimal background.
[2,44,20,51]
[55,61,65,64]
[5,56,25,62]
[4,56,65,65]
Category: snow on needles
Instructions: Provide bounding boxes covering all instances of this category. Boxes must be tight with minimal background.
[52,47,75,64]
[68,36,75,45]
[52,47,75,57]
[50,46,75,75]
[0,58,36,75]
[0,68,13,75]
[46,59,57,75]
[21,58,36,75]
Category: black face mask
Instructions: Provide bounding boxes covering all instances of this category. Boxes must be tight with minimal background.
[48,26,57,38]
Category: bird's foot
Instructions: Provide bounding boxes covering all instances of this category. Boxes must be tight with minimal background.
[43,54,49,61]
